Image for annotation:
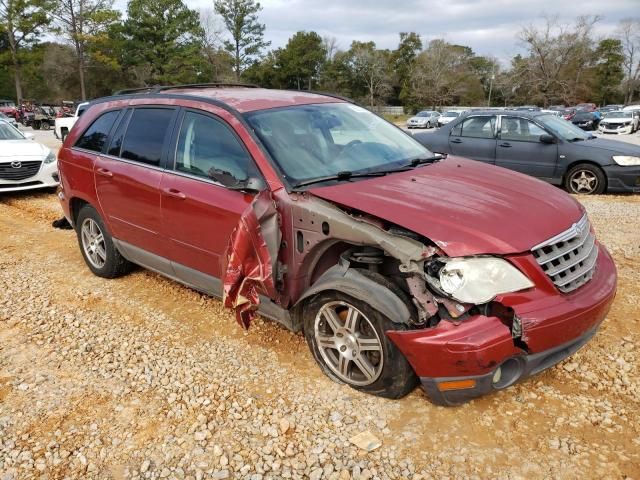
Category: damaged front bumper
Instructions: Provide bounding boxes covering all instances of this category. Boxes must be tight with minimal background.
[386,244,617,406]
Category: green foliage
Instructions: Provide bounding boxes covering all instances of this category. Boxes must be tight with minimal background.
[593,38,625,105]
[214,0,270,79]
[277,31,325,89]
[122,0,206,86]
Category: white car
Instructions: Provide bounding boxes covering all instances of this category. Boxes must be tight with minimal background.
[0,120,59,192]
[406,110,440,129]
[54,101,89,141]
[598,110,639,135]
[437,111,463,127]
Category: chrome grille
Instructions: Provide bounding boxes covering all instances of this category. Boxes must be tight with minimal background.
[532,215,598,293]
[0,161,42,181]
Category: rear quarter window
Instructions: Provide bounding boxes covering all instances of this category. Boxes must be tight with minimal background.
[74,110,120,153]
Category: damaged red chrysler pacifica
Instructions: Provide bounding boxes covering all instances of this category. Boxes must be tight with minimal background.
[57,85,617,405]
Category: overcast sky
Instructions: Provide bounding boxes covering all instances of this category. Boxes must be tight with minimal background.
[115,0,639,63]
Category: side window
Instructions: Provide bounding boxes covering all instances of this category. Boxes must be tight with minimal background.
[121,108,174,167]
[74,110,119,153]
[455,116,496,139]
[174,111,256,186]
[501,117,547,142]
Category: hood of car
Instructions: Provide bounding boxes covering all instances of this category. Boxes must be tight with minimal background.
[0,139,49,158]
[309,157,584,257]
[572,137,640,156]
[601,117,632,123]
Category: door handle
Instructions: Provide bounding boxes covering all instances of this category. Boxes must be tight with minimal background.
[450,138,462,144]
[499,142,512,148]
[163,187,186,200]
[96,168,113,178]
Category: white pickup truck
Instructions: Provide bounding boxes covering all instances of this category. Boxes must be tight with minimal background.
[54,102,89,141]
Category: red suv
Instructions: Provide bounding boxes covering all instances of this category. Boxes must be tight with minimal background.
[57,85,617,405]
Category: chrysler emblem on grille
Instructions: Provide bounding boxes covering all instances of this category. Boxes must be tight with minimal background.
[10,161,22,169]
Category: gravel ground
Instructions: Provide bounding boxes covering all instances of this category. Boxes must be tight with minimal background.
[1,165,640,478]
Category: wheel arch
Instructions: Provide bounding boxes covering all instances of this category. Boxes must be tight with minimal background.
[294,262,414,328]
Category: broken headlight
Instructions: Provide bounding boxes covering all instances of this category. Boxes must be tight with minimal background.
[438,257,534,304]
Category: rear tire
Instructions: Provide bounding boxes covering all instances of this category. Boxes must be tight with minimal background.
[75,204,132,278]
[564,163,606,195]
[42,121,50,130]
[303,290,418,399]
[33,121,41,130]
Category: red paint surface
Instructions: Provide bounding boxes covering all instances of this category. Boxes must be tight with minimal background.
[310,157,584,256]
[159,87,343,113]
[387,244,616,378]
[222,191,277,328]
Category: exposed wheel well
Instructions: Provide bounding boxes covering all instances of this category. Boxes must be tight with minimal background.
[69,198,90,226]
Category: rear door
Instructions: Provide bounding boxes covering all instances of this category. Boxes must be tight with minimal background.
[495,116,558,180]
[448,115,497,164]
[95,106,177,259]
[160,108,263,289]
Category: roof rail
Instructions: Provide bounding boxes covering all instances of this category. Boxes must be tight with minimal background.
[113,82,258,96]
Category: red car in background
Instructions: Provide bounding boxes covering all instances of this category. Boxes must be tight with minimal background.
[0,99,17,120]
[56,85,617,406]
[574,103,597,112]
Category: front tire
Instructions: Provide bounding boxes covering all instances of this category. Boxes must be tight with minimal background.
[75,204,132,278]
[564,163,606,195]
[303,291,417,399]
[427,121,431,129]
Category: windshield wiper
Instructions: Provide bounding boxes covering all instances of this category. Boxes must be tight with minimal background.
[406,154,446,167]
[291,170,387,189]
[567,137,585,142]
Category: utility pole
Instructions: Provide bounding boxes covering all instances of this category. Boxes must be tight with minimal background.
[487,65,495,107]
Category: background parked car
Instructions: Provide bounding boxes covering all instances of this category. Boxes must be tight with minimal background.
[598,110,639,134]
[54,101,89,141]
[0,119,58,193]
[574,103,597,112]
[0,99,17,120]
[406,110,440,129]
[437,110,462,127]
[571,111,600,130]
[413,109,640,195]
[562,108,577,120]
[0,112,19,129]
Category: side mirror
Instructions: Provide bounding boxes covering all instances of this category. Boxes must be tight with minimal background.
[228,176,266,193]
[539,134,555,144]
[24,132,34,140]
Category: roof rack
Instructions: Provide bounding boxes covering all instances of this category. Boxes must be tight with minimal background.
[113,82,259,96]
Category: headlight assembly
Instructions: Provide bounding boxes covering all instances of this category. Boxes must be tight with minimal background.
[44,151,56,164]
[612,155,640,166]
[437,257,534,304]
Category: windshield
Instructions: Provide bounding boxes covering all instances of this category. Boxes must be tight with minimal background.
[0,122,24,140]
[245,103,434,186]
[537,114,589,141]
[416,111,432,117]
[573,112,594,120]
[443,111,460,118]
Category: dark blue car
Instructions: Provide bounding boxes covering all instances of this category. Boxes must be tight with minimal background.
[413,110,640,194]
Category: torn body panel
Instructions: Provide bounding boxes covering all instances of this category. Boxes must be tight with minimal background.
[222,190,280,328]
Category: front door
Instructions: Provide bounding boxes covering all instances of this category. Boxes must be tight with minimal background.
[160,109,263,289]
[495,116,558,180]
[448,115,497,164]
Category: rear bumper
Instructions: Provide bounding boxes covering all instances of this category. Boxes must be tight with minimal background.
[604,164,640,193]
[386,244,617,405]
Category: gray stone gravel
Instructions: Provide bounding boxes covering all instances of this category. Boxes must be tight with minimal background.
[0,191,639,479]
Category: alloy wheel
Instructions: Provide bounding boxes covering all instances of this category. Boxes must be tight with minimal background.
[314,301,384,386]
[81,218,107,269]
[569,170,598,194]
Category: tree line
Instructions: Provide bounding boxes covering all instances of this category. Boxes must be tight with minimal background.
[1,0,639,110]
